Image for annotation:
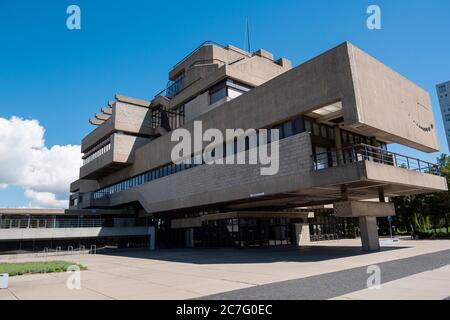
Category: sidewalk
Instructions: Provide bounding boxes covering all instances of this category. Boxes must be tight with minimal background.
[0,239,449,300]
[333,265,450,300]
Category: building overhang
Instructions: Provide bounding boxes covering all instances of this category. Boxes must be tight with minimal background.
[171,211,313,229]
[0,208,65,216]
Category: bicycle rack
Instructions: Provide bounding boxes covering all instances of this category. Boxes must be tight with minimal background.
[90,245,97,255]
[67,246,73,255]
[79,245,85,254]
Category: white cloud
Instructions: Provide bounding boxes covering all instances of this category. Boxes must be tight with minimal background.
[24,189,69,208]
[0,116,82,208]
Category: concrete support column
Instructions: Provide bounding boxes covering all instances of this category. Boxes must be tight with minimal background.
[294,222,311,246]
[359,216,380,251]
[379,188,388,203]
[149,227,156,251]
[185,228,194,248]
[341,185,349,201]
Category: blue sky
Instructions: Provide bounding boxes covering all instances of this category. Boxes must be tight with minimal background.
[0,0,449,207]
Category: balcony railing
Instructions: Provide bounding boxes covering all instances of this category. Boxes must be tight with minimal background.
[82,141,111,165]
[155,40,251,100]
[150,107,185,131]
[155,75,185,99]
[0,219,105,229]
[312,143,441,176]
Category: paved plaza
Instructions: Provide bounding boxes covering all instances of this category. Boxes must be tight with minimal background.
[0,239,449,300]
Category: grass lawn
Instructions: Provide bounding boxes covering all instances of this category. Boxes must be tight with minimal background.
[0,261,86,276]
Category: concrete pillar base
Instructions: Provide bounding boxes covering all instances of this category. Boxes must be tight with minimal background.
[359,216,380,251]
[185,228,194,248]
[149,226,156,251]
[294,223,311,246]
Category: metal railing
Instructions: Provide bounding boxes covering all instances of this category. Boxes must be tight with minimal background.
[164,74,185,99]
[155,41,252,100]
[0,219,105,229]
[312,143,441,176]
[150,107,185,131]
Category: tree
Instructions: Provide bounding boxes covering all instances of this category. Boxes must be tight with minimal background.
[392,154,450,236]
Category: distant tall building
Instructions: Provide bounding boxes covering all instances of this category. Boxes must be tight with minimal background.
[437,81,450,152]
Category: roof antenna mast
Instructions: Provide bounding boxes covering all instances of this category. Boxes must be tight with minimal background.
[246,17,251,53]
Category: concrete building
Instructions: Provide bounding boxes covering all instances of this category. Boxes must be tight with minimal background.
[68,41,447,251]
[436,81,450,152]
[0,208,155,254]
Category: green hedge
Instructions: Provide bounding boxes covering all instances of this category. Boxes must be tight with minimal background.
[0,261,86,276]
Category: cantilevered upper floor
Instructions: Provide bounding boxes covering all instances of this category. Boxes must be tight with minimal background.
[69,41,446,214]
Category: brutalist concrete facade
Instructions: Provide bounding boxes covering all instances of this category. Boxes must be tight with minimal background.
[68,41,447,251]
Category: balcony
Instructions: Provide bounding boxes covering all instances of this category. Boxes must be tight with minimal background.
[80,133,150,179]
[312,144,441,176]
[307,143,447,202]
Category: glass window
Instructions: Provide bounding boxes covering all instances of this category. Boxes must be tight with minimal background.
[228,87,244,99]
[313,123,320,136]
[266,129,272,143]
[327,127,335,140]
[293,117,304,134]
[305,119,312,133]
[210,87,227,105]
[273,125,283,139]
[348,133,354,144]
[320,125,328,138]
[283,122,293,138]
[342,131,348,144]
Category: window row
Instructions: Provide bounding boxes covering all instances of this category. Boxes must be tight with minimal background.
[83,143,111,165]
[92,115,383,199]
[93,116,309,199]
[304,118,335,140]
[209,79,252,105]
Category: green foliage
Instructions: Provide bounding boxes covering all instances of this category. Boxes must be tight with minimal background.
[392,154,450,235]
[0,261,86,277]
